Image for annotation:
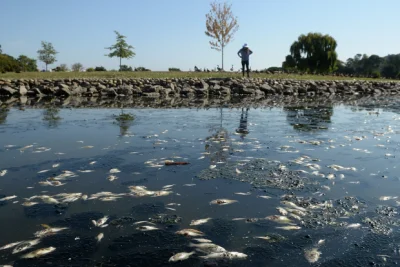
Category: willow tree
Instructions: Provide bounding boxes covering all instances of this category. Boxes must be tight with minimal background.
[105,31,135,71]
[283,33,338,73]
[205,1,239,70]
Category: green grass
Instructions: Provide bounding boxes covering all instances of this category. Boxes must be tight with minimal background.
[0,71,398,82]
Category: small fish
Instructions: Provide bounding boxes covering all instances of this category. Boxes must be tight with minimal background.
[183,184,196,187]
[167,203,181,206]
[0,195,17,201]
[189,242,226,254]
[198,156,205,160]
[166,207,176,211]
[81,195,88,201]
[209,165,217,169]
[235,168,242,174]
[37,169,50,174]
[190,218,212,226]
[77,141,84,143]
[162,184,175,189]
[12,239,41,254]
[52,163,60,168]
[136,225,159,231]
[304,248,321,263]
[0,241,23,250]
[89,161,97,165]
[346,223,361,229]
[276,225,301,230]
[234,192,251,196]
[0,170,8,176]
[107,175,118,181]
[161,130,168,134]
[321,185,331,191]
[210,199,238,205]
[133,221,156,225]
[54,152,65,155]
[96,233,104,243]
[326,173,335,180]
[176,229,204,237]
[199,251,247,260]
[92,216,109,227]
[317,239,325,246]
[379,196,398,201]
[21,246,56,259]
[281,201,307,212]
[34,227,68,238]
[21,201,39,207]
[78,170,94,173]
[100,196,120,201]
[232,218,246,221]
[152,190,172,197]
[81,146,94,149]
[193,238,213,243]
[258,195,271,199]
[109,168,121,174]
[266,215,292,224]
[169,251,195,262]
[19,145,33,152]
[276,207,288,215]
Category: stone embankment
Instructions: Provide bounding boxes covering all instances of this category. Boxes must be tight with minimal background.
[0,78,400,98]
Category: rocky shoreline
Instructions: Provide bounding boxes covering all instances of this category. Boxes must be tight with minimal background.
[1,78,400,98]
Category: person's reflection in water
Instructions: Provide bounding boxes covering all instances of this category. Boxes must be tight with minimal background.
[236,108,249,139]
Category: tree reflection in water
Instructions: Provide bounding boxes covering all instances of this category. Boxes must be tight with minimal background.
[283,105,333,132]
[0,108,9,125]
[114,109,135,137]
[43,106,62,128]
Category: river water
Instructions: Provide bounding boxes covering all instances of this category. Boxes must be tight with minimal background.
[1,98,400,266]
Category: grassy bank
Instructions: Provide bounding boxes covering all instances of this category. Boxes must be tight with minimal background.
[0,71,397,82]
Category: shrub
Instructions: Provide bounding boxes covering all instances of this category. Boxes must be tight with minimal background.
[86,67,95,72]
[71,63,84,72]
[134,66,150,71]
[94,66,107,71]
[168,67,181,72]
[119,65,133,71]
[371,71,381,79]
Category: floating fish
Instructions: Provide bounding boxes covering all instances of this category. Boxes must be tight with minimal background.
[92,216,109,227]
[37,169,50,174]
[109,168,121,174]
[21,201,39,207]
[39,180,65,187]
[81,195,88,201]
[162,184,175,189]
[276,225,301,230]
[346,223,361,229]
[257,195,272,199]
[168,251,195,262]
[0,241,23,250]
[167,203,181,206]
[81,146,94,149]
[189,242,226,254]
[266,215,292,224]
[281,201,307,212]
[78,170,94,173]
[379,196,397,201]
[304,248,321,263]
[21,246,56,259]
[193,238,213,243]
[210,199,238,205]
[52,163,60,168]
[199,251,247,260]
[96,233,104,243]
[190,218,212,226]
[0,195,17,202]
[176,229,204,237]
[165,207,176,211]
[136,225,159,231]
[34,227,68,238]
[0,170,7,177]
[234,192,251,196]
[276,207,288,216]
[183,184,196,187]
[209,165,217,169]
[107,175,118,181]
[12,239,41,254]
[89,161,97,165]
[133,221,156,225]
[19,145,33,152]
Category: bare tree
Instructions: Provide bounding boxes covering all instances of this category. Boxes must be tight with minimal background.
[205,1,239,70]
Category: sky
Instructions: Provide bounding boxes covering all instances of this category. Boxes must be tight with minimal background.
[1,0,399,71]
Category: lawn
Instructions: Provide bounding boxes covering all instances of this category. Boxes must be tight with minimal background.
[0,71,397,82]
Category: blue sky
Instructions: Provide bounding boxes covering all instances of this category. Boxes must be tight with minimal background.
[1,0,399,71]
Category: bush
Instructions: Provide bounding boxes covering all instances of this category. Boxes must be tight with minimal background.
[134,66,150,71]
[86,67,95,72]
[71,63,84,72]
[168,67,181,72]
[0,54,19,73]
[53,64,69,72]
[267,66,283,72]
[94,66,107,71]
[119,65,133,71]
[371,71,381,79]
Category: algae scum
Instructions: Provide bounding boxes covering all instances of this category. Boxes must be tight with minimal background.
[2,98,400,266]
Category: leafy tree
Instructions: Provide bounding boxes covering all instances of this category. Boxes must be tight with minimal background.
[86,67,95,72]
[168,67,181,72]
[53,64,68,72]
[71,63,84,72]
[105,31,135,71]
[381,54,400,78]
[134,66,150,71]
[95,66,107,71]
[119,65,133,71]
[282,55,296,70]
[37,41,58,71]
[205,1,239,70]
[0,54,19,73]
[17,55,37,72]
[283,33,338,73]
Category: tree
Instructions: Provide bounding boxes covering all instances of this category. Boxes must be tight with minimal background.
[205,1,239,70]
[0,45,2,54]
[105,31,135,71]
[0,54,19,73]
[17,55,37,72]
[71,63,84,72]
[119,65,133,71]
[53,64,68,72]
[283,33,338,73]
[381,54,400,78]
[37,41,58,71]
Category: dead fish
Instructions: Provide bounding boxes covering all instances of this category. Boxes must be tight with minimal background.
[109,168,121,174]
[21,201,39,207]
[12,239,41,254]
[0,170,8,176]
[190,218,212,226]
[78,170,94,173]
[276,207,288,215]
[317,239,325,246]
[176,229,204,237]
[326,173,335,180]
[0,241,23,250]
[39,180,65,187]
[89,161,97,165]
[96,233,104,243]
[152,190,172,197]
[321,185,331,191]
[346,223,361,229]
[288,213,302,221]
[234,192,251,196]
[21,246,56,259]
[304,248,321,263]
[92,216,109,227]
[276,225,301,230]
[99,196,121,201]
[232,218,247,221]
[266,215,292,224]
[166,207,176,211]
[210,199,238,205]
[107,175,118,181]
[40,196,59,204]
[81,146,94,149]
[133,221,156,225]
[209,165,217,169]
[162,184,175,189]
[235,168,242,174]
[136,225,159,231]
[37,169,50,174]
[52,163,60,168]
[379,196,398,201]
[257,195,272,199]
[167,203,181,206]
[193,238,213,243]
[0,195,17,201]
[81,195,88,201]
[34,227,68,238]
[168,251,195,262]
[20,145,33,152]
[183,184,196,187]
[199,251,247,260]
[281,201,307,212]
[189,242,226,254]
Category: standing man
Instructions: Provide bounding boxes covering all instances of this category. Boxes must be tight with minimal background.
[237,44,253,78]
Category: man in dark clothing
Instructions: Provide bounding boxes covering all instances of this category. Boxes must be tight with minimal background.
[237,44,253,77]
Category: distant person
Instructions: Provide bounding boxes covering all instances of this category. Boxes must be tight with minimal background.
[237,43,253,78]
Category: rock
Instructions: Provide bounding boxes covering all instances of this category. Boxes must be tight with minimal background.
[19,85,28,96]
[56,86,72,96]
[0,86,17,96]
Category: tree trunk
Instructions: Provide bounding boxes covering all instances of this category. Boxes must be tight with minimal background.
[45,63,48,72]
[221,46,224,71]
[119,57,122,71]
